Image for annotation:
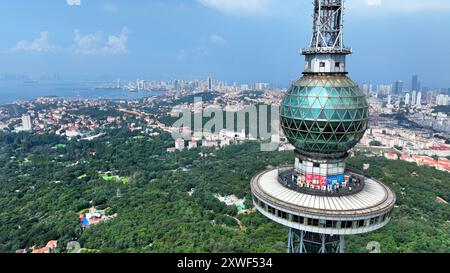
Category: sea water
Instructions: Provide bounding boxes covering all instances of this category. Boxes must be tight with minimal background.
[0,81,165,105]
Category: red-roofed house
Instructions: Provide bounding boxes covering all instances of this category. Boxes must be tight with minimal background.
[430,145,450,151]
[384,153,398,160]
[46,240,58,249]
[438,159,450,166]
[437,160,450,172]
[32,247,51,254]
[422,156,438,167]
[31,240,58,254]
[400,155,415,163]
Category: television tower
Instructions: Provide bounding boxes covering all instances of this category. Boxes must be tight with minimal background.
[251,0,396,253]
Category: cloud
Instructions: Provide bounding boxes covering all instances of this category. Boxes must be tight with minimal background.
[72,27,129,55]
[177,33,226,61]
[102,3,119,13]
[177,49,188,61]
[197,0,273,16]
[72,30,103,54]
[209,34,227,45]
[6,28,129,55]
[348,0,450,13]
[66,0,81,6]
[198,0,450,18]
[11,31,61,53]
[366,0,381,6]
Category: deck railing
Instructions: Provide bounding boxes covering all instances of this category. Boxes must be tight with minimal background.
[277,168,365,197]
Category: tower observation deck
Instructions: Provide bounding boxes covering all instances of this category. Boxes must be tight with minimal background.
[250,0,396,253]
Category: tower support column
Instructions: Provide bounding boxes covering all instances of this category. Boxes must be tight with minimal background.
[287,228,293,253]
[338,235,345,253]
[287,229,344,253]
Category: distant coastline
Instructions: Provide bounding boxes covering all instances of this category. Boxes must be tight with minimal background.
[0,81,165,105]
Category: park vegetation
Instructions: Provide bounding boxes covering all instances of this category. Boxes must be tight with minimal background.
[0,129,449,253]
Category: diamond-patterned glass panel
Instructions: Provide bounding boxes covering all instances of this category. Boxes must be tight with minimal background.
[280,76,369,154]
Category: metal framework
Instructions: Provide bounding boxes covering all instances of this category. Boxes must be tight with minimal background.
[288,228,345,253]
[310,0,345,49]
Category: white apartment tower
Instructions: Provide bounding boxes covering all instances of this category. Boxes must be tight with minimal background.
[405,93,410,106]
[22,115,32,131]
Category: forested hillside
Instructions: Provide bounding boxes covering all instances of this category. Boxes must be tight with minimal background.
[0,131,448,253]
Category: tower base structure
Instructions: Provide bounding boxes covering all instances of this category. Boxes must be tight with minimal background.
[288,228,345,253]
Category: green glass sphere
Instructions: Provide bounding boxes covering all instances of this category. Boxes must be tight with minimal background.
[280,75,369,155]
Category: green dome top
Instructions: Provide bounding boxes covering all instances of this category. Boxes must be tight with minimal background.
[280,75,369,155]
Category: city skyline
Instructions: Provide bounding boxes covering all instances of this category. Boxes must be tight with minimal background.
[1,0,450,87]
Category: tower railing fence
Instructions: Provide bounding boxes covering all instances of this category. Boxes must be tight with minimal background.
[276,166,366,197]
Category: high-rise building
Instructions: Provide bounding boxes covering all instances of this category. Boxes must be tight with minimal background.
[393,80,404,95]
[417,92,422,106]
[405,93,410,106]
[412,91,417,106]
[255,83,269,91]
[22,115,32,131]
[426,91,434,105]
[251,0,395,254]
[377,84,392,96]
[412,75,421,92]
[436,94,449,106]
[178,80,185,91]
[361,83,370,96]
[240,84,250,91]
[208,76,213,91]
[137,80,145,91]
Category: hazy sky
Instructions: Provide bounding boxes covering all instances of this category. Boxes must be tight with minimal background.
[0,0,450,88]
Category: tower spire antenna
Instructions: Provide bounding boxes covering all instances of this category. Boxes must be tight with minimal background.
[303,0,351,74]
[310,0,347,49]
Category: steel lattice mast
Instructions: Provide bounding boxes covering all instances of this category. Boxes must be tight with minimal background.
[303,0,351,75]
[310,0,347,49]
